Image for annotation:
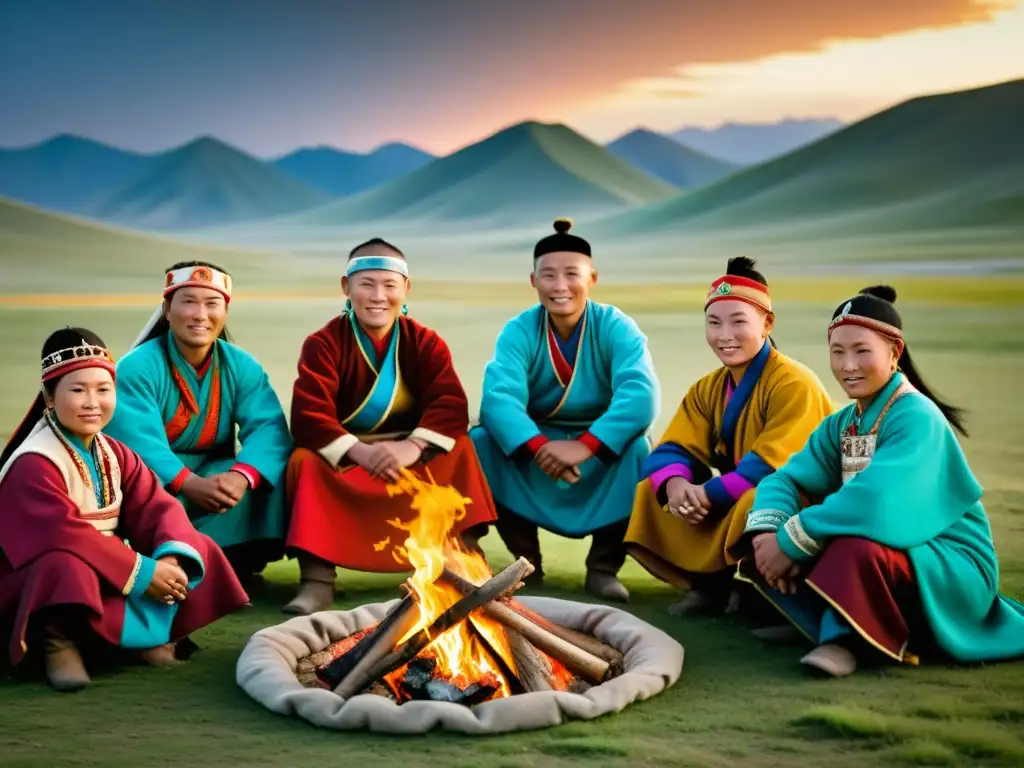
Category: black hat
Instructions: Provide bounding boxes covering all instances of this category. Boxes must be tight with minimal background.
[533,218,591,260]
[828,285,903,340]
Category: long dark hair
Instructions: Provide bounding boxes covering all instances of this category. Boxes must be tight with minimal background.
[136,260,234,348]
[855,285,968,438]
[1,327,109,467]
[898,344,968,437]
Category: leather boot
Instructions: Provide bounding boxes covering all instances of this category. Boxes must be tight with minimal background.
[800,643,858,677]
[42,623,91,692]
[140,643,183,667]
[584,570,630,603]
[282,555,337,615]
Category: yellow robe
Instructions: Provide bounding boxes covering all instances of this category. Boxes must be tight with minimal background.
[625,345,833,588]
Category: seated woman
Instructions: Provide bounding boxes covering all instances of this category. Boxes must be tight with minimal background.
[626,258,833,614]
[284,238,498,615]
[739,286,1024,677]
[0,327,249,692]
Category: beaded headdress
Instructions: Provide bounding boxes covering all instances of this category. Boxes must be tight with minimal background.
[41,339,116,383]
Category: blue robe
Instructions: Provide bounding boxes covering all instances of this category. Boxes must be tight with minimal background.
[748,372,1024,663]
[105,333,293,552]
[471,301,660,535]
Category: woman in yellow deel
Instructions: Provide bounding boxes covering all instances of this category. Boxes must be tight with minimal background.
[625,258,833,615]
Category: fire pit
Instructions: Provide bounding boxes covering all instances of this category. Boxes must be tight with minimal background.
[236,472,684,734]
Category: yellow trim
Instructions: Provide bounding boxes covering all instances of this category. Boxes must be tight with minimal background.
[410,427,456,453]
[733,563,817,643]
[122,552,143,596]
[343,319,402,432]
[805,577,917,665]
[544,309,587,420]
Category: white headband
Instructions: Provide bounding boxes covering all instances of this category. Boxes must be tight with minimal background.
[163,265,233,302]
[345,256,409,278]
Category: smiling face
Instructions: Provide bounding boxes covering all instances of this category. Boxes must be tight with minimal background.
[46,367,116,441]
[829,324,901,400]
[342,269,409,331]
[530,251,597,319]
[165,287,227,350]
[705,299,773,368]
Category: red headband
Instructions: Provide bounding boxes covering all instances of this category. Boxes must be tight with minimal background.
[704,275,772,314]
[41,343,116,383]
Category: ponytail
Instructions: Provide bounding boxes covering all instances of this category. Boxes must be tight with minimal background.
[899,345,968,437]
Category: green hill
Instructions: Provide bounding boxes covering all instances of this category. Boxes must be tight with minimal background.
[0,196,275,294]
[288,121,676,227]
[91,137,329,230]
[593,78,1024,238]
[605,129,739,189]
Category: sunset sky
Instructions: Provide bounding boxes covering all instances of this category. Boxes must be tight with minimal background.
[1,0,1022,156]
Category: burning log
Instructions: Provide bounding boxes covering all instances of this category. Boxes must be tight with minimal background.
[505,601,624,667]
[328,593,419,697]
[506,629,555,692]
[337,557,534,697]
[439,568,619,684]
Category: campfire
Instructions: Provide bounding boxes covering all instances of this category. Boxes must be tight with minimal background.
[295,470,624,704]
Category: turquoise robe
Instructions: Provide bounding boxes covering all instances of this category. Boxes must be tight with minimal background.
[105,333,293,552]
[470,301,660,535]
[748,372,1024,663]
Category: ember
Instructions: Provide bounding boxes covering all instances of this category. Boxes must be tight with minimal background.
[311,468,624,705]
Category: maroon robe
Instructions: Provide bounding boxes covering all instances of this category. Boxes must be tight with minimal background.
[0,438,249,667]
[286,314,497,572]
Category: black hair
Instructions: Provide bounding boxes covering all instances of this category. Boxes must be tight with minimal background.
[725,255,768,286]
[136,260,233,348]
[723,256,776,347]
[348,238,406,259]
[847,286,968,437]
[533,218,592,260]
[1,327,109,467]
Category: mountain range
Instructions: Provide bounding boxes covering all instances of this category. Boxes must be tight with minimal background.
[283,121,677,227]
[0,79,1021,239]
[668,118,844,164]
[0,119,816,230]
[273,143,435,197]
[593,78,1024,238]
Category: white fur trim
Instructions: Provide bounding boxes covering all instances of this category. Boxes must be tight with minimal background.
[410,427,456,453]
[318,434,360,468]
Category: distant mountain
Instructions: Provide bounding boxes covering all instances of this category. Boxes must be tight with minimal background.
[595,78,1024,238]
[0,134,156,213]
[289,121,676,227]
[605,129,739,189]
[91,137,329,229]
[274,142,435,197]
[669,118,844,165]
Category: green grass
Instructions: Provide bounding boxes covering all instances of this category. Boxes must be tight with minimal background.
[1,279,1023,767]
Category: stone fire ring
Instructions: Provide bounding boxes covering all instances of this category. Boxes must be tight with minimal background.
[236,595,684,735]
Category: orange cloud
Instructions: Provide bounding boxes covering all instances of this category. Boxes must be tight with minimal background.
[403,0,1010,153]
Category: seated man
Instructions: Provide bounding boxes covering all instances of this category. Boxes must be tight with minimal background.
[105,261,293,586]
[284,238,498,616]
[470,219,660,603]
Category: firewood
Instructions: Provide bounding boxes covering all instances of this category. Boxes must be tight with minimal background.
[354,557,534,691]
[506,628,555,692]
[329,593,419,697]
[438,568,618,684]
[504,601,624,666]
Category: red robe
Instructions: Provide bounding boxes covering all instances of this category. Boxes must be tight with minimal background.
[286,314,497,572]
[0,439,249,667]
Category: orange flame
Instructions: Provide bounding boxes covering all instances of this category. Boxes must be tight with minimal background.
[375,469,515,701]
